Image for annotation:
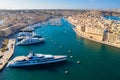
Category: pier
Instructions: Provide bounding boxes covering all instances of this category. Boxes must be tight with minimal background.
[0,39,16,70]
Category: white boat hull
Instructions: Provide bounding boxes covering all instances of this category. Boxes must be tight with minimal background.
[16,40,44,45]
[16,38,45,45]
[7,58,66,68]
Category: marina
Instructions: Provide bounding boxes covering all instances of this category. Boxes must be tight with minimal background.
[17,32,41,41]
[20,27,35,32]
[48,18,63,26]
[0,0,119,79]
[0,18,120,80]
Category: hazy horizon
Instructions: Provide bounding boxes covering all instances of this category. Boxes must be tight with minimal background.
[0,0,119,10]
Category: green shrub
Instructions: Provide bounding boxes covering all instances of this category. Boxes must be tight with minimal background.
[1,47,7,52]
[1,39,9,52]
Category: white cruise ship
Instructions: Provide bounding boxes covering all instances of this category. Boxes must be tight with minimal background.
[16,37,45,45]
[7,52,67,68]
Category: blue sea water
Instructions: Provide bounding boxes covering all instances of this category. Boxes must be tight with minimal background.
[0,20,3,24]
[104,16,120,20]
[0,18,120,80]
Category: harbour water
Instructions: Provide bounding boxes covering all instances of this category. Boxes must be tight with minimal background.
[104,16,120,20]
[0,18,120,80]
[0,20,3,25]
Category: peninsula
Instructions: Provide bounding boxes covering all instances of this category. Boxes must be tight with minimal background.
[67,10,120,48]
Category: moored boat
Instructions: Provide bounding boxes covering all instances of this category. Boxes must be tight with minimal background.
[17,32,41,41]
[16,37,45,45]
[7,52,67,68]
[20,27,35,32]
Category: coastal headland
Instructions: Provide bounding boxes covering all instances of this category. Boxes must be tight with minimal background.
[67,10,120,48]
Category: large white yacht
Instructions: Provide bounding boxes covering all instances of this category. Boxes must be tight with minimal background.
[7,52,67,68]
[16,37,45,45]
[17,32,41,41]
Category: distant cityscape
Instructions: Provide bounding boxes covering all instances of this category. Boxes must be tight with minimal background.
[0,9,120,48]
[0,9,74,37]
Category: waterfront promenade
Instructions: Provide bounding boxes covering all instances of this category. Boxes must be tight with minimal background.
[0,39,16,70]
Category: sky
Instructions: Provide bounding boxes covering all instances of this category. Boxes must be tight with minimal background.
[0,0,119,9]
